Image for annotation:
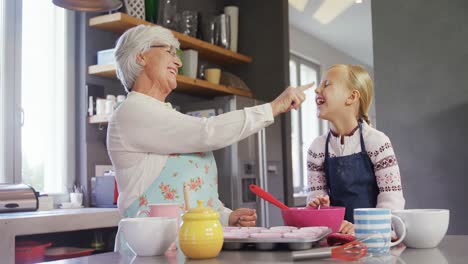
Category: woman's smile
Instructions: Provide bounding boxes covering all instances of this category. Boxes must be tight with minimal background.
[167,66,177,76]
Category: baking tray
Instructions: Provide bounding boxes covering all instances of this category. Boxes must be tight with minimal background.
[223,227,331,251]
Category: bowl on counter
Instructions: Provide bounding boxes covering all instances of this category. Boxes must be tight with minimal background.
[393,209,449,248]
[281,206,345,232]
[119,217,178,256]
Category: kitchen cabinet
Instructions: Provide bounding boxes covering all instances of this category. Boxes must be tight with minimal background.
[0,208,120,263]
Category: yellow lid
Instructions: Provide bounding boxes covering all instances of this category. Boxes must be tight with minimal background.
[183,200,220,221]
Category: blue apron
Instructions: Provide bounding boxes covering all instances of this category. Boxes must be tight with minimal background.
[324,121,379,223]
[117,151,223,254]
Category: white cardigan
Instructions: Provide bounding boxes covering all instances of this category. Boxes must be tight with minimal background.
[107,92,274,225]
[306,121,405,211]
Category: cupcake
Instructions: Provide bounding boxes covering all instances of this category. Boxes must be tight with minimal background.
[269,226,298,231]
[250,232,282,239]
[224,232,250,239]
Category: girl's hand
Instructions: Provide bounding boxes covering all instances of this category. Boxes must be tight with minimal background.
[307,195,330,208]
[339,220,355,235]
[229,208,257,227]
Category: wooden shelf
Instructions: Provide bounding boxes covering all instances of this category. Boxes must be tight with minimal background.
[89,115,110,124]
[88,64,253,98]
[89,12,252,65]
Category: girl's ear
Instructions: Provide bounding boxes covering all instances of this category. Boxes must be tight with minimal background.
[346,89,360,106]
[136,53,146,66]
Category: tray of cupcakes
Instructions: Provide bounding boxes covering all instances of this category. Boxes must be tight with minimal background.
[222,226,331,251]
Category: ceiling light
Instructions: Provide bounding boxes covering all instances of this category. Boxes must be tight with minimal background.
[52,0,122,12]
[356,0,363,3]
[313,0,355,24]
[289,0,309,12]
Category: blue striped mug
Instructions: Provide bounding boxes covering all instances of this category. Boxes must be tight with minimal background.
[354,208,406,256]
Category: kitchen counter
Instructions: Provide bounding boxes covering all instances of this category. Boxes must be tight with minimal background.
[40,235,467,264]
[0,208,120,264]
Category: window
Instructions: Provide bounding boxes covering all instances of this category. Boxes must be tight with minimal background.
[0,0,75,193]
[0,0,5,182]
[290,54,326,194]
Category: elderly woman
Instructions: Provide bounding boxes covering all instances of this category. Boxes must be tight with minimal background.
[108,25,312,251]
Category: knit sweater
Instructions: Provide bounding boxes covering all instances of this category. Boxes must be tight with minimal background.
[306,121,405,211]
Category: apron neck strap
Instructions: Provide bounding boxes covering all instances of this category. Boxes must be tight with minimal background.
[325,120,367,157]
[325,132,331,157]
[358,120,367,153]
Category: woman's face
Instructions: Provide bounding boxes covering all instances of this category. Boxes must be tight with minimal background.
[314,67,352,121]
[141,44,182,92]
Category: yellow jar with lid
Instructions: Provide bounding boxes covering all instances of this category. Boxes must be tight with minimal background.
[179,200,224,259]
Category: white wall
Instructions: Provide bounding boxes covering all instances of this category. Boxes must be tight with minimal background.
[289,26,377,125]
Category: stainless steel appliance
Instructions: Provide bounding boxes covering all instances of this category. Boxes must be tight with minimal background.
[0,184,38,213]
[182,96,285,227]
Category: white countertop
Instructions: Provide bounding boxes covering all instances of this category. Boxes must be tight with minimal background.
[38,235,468,264]
[0,208,120,264]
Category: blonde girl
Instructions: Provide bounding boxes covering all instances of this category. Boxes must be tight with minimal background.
[307,64,405,234]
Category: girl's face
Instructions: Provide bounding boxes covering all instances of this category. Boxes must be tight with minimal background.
[315,67,352,121]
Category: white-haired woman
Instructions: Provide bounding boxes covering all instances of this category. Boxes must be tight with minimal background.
[108,25,313,252]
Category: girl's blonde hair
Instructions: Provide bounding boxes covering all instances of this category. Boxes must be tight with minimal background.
[329,64,373,125]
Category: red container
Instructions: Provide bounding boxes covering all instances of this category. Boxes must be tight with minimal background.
[281,206,345,232]
[15,241,52,264]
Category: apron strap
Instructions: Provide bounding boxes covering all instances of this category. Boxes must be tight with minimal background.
[358,120,367,153]
[325,132,332,158]
[326,120,367,156]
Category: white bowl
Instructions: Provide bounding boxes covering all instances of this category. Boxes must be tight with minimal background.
[119,217,177,256]
[393,209,449,248]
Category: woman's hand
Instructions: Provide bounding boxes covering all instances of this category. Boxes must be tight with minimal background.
[339,220,355,235]
[270,82,315,117]
[307,195,330,208]
[228,208,257,227]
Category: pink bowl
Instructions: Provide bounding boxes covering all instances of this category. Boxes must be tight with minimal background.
[281,206,345,233]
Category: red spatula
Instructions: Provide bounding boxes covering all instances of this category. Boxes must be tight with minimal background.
[249,184,289,210]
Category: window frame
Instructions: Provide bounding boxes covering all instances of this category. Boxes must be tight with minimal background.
[1,0,22,184]
[290,53,326,194]
[1,0,76,192]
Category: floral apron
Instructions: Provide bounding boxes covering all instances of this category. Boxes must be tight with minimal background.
[116,151,223,254]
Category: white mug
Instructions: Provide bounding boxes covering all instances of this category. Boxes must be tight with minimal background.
[354,208,406,256]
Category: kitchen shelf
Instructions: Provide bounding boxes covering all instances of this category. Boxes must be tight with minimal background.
[89,12,252,65]
[88,64,253,98]
[89,115,110,124]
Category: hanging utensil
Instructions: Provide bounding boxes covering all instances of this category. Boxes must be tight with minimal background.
[292,240,368,261]
[249,184,289,210]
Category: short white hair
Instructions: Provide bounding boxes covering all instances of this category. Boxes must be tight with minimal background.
[114,25,180,92]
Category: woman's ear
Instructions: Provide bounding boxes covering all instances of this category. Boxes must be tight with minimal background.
[136,53,146,66]
[345,90,360,106]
